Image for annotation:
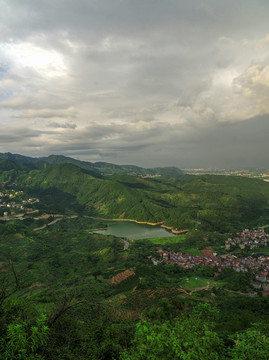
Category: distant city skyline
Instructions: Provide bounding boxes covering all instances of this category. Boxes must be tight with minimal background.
[0,1,268,168]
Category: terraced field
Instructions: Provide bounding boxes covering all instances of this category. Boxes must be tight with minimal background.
[107,269,135,285]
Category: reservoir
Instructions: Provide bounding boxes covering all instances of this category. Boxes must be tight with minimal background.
[93,221,176,240]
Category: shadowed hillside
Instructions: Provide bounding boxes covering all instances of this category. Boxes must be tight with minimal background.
[3,163,267,232]
[0,152,183,176]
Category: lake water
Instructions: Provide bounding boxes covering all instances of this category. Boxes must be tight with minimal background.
[93,221,176,240]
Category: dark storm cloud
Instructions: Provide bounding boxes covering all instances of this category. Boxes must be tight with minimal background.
[0,0,268,167]
[0,126,54,155]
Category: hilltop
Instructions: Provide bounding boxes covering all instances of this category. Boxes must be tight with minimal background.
[0,152,183,176]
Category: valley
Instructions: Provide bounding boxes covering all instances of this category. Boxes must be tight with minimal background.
[0,157,268,359]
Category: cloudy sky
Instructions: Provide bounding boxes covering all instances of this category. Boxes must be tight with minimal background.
[0,0,268,168]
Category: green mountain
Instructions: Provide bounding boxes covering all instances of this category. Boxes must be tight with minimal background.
[7,163,269,232]
[0,161,269,360]
[0,159,36,171]
[0,152,183,176]
[93,161,183,176]
[0,152,37,163]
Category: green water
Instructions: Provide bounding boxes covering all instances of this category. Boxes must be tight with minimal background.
[93,221,175,239]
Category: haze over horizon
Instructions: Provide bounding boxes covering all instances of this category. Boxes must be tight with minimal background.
[0,0,268,169]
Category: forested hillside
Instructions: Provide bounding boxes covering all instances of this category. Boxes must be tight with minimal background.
[0,162,269,359]
[5,163,268,232]
[0,152,183,176]
[0,216,268,359]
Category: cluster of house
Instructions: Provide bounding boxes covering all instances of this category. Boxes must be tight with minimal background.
[250,281,269,297]
[152,248,269,274]
[0,190,39,218]
[225,228,268,249]
[151,248,269,295]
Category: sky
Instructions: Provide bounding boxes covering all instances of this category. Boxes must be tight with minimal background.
[0,0,268,169]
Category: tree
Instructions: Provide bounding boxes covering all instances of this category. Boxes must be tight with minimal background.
[229,323,269,360]
[47,292,83,328]
[0,257,23,308]
[120,304,225,360]
[0,314,49,360]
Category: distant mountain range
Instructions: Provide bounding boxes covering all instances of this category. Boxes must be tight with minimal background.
[0,152,183,176]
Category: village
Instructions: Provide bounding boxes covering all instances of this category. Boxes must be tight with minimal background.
[0,187,40,219]
[225,228,268,249]
[151,228,269,296]
[152,248,269,277]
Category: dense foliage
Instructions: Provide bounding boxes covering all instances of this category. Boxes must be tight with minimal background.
[0,161,268,359]
[120,304,226,360]
[1,162,268,232]
[0,215,268,359]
